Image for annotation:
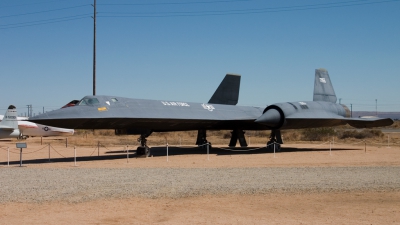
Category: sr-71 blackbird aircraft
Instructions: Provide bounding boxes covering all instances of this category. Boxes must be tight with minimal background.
[29,69,393,156]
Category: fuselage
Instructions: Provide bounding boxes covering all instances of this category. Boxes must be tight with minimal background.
[0,115,74,137]
[29,95,352,132]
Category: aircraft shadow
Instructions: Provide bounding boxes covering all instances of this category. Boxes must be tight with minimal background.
[148,146,361,156]
[1,150,136,166]
[1,146,361,165]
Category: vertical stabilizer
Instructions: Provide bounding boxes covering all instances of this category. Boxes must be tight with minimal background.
[313,68,337,103]
[0,105,19,129]
[208,74,241,105]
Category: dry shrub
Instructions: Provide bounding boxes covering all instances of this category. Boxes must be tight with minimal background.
[250,130,269,138]
[281,130,301,142]
[302,127,336,141]
[338,129,383,139]
[392,121,400,128]
[50,126,389,147]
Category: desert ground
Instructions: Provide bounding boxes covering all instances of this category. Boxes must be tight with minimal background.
[1,131,400,224]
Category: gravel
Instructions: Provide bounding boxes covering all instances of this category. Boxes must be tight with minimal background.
[1,167,400,203]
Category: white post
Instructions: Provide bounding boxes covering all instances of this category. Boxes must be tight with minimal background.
[333,137,335,147]
[207,143,209,161]
[7,147,9,167]
[74,146,77,166]
[167,143,169,162]
[387,135,390,148]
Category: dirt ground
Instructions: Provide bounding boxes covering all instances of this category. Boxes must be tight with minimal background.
[1,137,400,224]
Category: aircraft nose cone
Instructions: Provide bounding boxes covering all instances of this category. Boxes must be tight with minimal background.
[255,108,282,127]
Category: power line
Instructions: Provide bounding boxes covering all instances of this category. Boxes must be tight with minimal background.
[0,0,74,8]
[0,4,90,18]
[98,0,252,6]
[0,14,91,29]
[1,0,398,29]
[99,0,400,18]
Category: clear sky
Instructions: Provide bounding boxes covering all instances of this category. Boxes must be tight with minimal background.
[1,0,399,117]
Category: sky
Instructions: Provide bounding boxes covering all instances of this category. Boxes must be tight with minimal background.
[1,0,399,117]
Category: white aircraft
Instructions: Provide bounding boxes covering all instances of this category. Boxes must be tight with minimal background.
[0,106,74,139]
[0,105,20,139]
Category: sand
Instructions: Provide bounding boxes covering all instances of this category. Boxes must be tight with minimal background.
[1,138,400,224]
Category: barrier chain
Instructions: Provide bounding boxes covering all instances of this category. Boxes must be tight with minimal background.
[50,145,68,158]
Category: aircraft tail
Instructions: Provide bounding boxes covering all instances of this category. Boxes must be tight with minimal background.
[313,68,337,103]
[208,74,241,105]
[0,105,19,130]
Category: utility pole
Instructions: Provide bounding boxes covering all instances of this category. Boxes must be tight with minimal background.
[26,105,32,117]
[350,104,352,118]
[375,99,377,116]
[92,0,97,96]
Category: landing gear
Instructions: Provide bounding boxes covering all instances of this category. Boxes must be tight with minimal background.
[267,141,281,151]
[229,129,248,147]
[196,129,212,149]
[266,130,282,151]
[137,133,151,157]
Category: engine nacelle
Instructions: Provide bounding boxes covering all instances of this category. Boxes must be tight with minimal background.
[256,101,352,129]
[255,105,286,129]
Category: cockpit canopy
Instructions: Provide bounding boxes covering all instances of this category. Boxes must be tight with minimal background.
[78,97,100,106]
[77,96,119,106]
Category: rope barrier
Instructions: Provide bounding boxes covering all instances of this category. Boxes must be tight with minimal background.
[19,145,48,155]
[89,147,97,156]
[0,145,47,155]
[333,140,365,146]
[305,141,330,148]
[50,145,67,158]
[100,144,113,151]
[2,149,20,154]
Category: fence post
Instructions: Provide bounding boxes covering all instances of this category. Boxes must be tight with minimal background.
[7,147,9,167]
[126,145,129,163]
[66,138,68,148]
[365,142,366,153]
[207,143,209,161]
[98,141,100,156]
[74,146,77,166]
[48,143,51,162]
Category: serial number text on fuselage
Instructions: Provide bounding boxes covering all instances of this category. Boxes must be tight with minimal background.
[161,101,190,107]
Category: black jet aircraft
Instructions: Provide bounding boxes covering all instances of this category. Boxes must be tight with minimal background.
[29,69,393,156]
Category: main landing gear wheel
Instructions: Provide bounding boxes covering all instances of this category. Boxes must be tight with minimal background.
[267,141,281,152]
[199,141,212,149]
[137,134,151,157]
[136,146,150,157]
[196,129,211,149]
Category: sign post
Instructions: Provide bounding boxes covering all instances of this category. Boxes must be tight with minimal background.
[16,143,27,167]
